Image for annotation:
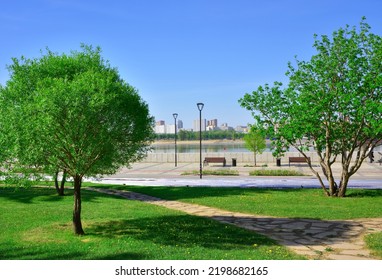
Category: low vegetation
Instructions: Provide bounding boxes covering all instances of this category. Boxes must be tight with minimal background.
[249,169,306,176]
[181,169,239,176]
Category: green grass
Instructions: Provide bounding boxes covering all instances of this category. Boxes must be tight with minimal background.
[182,169,239,176]
[105,185,382,220]
[365,232,382,258]
[249,169,306,176]
[92,185,382,258]
[0,186,302,260]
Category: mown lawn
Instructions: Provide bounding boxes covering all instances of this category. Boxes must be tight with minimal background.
[93,185,382,259]
[99,185,382,220]
[365,232,382,259]
[0,186,302,260]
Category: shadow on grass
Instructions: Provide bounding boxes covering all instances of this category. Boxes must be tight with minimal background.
[86,215,276,250]
[0,243,87,260]
[0,186,127,204]
[345,189,382,198]
[90,184,382,200]
[0,242,146,260]
[90,184,281,200]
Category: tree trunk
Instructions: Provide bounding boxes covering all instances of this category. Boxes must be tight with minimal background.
[73,174,85,235]
[53,170,64,196]
[54,170,66,196]
[254,152,257,166]
[338,173,350,197]
[60,169,67,195]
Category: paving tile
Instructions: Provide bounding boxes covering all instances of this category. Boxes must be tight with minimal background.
[327,254,374,260]
[329,243,365,250]
[86,187,381,260]
[340,249,371,256]
[283,222,310,229]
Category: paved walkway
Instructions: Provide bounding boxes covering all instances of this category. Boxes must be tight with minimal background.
[87,187,382,260]
[88,161,382,189]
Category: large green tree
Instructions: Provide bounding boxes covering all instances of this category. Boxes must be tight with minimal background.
[1,45,155,234]
[240,19,382,197]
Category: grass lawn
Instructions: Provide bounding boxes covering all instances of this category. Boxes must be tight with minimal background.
[98,185,382,220]
[365,233,382,258]
[92,185,382,259]
[0,186,302,260]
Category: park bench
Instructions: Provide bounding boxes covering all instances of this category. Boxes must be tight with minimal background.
[203,157,226,167]
[378,152,382,165]
[289,157,310,167]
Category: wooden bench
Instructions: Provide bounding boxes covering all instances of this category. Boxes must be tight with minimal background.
[203,157,226,167]
[378,152,382,165]
[289,157,310,166]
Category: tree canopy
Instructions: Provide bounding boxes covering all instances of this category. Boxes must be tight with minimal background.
[0,45,155,234]
[243,127,266,166]
[240,19,382,197]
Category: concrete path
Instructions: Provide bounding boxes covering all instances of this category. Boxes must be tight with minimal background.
[87,187,382,260]
[91,176,382,189]
[87,161,382,189]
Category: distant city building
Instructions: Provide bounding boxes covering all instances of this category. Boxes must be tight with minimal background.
[220,123,234,131]
[154,117,247,134]
[154,124,166,134]
[235,125,249,133]
[193,119,206,132]
[207,119,218,131]
[166,124,176,134]
[177,120,183,129]
[154,119,183,134]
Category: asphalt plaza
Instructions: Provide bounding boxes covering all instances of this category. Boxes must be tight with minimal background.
[89,161,382,189]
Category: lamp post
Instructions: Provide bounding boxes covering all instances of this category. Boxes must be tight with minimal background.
[173,113,178,167]
[197,103,204,179]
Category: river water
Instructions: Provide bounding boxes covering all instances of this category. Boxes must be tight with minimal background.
[150,141,258,153]
[150,140,312,154]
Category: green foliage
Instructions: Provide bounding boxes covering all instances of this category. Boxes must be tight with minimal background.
[1,45,155,178]
[239,19,382,197]
[0,44,155,234]
[243,127,266,165]
[249,169,306,176]
[182,169,239,176]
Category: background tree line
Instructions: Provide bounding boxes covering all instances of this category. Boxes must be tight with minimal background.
[155,130,246,141]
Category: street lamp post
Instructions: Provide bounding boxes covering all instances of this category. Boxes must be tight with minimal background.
[197,103,204,179]
[173,113,178,167]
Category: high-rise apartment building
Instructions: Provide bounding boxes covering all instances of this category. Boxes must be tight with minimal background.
[207,119,218,130]
[193,119,206,132]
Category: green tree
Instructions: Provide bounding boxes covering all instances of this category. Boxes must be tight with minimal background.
[243,127,266,166]
[1,45,155,234]
[240,19,382,197]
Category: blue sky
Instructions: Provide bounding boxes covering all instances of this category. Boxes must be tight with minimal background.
[1,0,381,129]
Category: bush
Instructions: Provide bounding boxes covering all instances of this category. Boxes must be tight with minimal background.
[249,169,306,176]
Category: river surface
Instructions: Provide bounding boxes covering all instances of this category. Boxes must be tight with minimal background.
[150,141,258,153]
[150,140,382,155]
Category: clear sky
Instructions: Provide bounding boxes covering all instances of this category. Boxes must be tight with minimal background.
[1,0,381,129]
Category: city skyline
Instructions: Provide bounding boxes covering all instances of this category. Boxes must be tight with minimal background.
[155,117,245,133]
[1,1,382,127]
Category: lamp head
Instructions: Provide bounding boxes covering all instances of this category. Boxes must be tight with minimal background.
[197,102,204,111]
[173,113,178,119]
